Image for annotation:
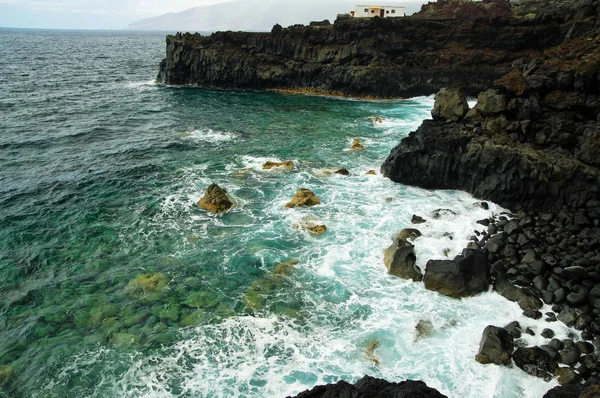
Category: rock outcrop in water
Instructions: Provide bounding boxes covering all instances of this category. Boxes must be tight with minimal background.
[284,188,321,208]
[198,183,234,213]
[156,0,597,98]
[288,375,447,398]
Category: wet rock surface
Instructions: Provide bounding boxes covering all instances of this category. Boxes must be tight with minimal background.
[197,183,234,213]
[423,248,490,298]
[284,188,321,208]
[288,375,447,398]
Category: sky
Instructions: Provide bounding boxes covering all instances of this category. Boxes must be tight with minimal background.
[0,0,429,30]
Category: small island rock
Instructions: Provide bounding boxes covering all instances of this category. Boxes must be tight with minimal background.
[198,183,234,213]
[263,160,294,170]
[285,188,321,208]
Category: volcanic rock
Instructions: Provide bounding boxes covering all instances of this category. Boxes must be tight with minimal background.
[285,188,321,208]
[198,184,234,213]
[423,249,490,298]
[412,215,426,224]
[384,238,422,282]
[394,228,422,241]
[475,325,514,365]
[513,346,558,381]
[350,139,365,151]
[431,88,469,121]
[263,161,294,170]
[288,375,447,398]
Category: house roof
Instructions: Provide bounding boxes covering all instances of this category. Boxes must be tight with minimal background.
[356,5,405,7]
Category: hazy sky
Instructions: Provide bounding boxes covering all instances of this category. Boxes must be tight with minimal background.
[0,0,429,30]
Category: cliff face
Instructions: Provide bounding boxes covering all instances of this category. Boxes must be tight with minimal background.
[382,1,600,213]
[156,0,596,98]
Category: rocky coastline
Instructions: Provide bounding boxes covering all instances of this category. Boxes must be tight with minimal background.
[378,0,600,395]
[156,0,600,396]
[157,0,597,98]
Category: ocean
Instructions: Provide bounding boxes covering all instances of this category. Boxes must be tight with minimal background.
[0,29,567,397]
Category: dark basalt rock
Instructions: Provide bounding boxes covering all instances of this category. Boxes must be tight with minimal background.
[384,238,422,282]
[423,248,490,298]
[475,325,514,365]
[513,346,558,381]
[288,375,448,398]
[157,0,599,99]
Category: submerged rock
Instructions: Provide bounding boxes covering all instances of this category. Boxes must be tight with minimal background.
[109,332,140,348]
[262,160,294,170]
[198,183,234,213]
[293,217,327,235]
[285,188,321,208]
[423,249,490,298]
[0,365,13,386]
[431,209,457,219]
[125,273,169,300]
[366,170,377,175]
[183,291,220,309]
[350,139,365,151]
[288,375,448,398]
[335,168,350,176]
[384,238,422,282]
[475,325,514,365]
[365,340,381,365]
[415,320,434,341]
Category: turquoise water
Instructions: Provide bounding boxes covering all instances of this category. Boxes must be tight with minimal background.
[0,29,566,397]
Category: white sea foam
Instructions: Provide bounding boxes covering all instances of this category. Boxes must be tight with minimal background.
[179,128,237,143]
[125,80,157,90]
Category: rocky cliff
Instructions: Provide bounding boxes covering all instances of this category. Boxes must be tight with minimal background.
[381,1,600,212]
[157,0,597,98]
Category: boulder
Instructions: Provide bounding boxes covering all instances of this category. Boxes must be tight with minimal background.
[284,188,321,208]
[384,238,422,282]
[556,367,581,386]
[474,88,508,116]
[475,325,514,365]
[412,215,427,224]
[513,346,558,381]
[543,384,585,398]
[350,139,365,150]
[293,217,326,235]
[307,224,327,235]
[366,170,377,175]
[335,168,350,176]
[494,275,543,310]
[415,320,434,341]
[431,88,469,122]
[288,375,448,398]
[423,249,490,298]
[198,183,234,213]
[394,228,422,241]
[432,208,457,219]
[262,160,294,170]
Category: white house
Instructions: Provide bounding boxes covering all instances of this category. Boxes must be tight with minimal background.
[351,5,406,18]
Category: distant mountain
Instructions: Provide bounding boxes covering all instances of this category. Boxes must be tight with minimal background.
[128,0,424,32]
